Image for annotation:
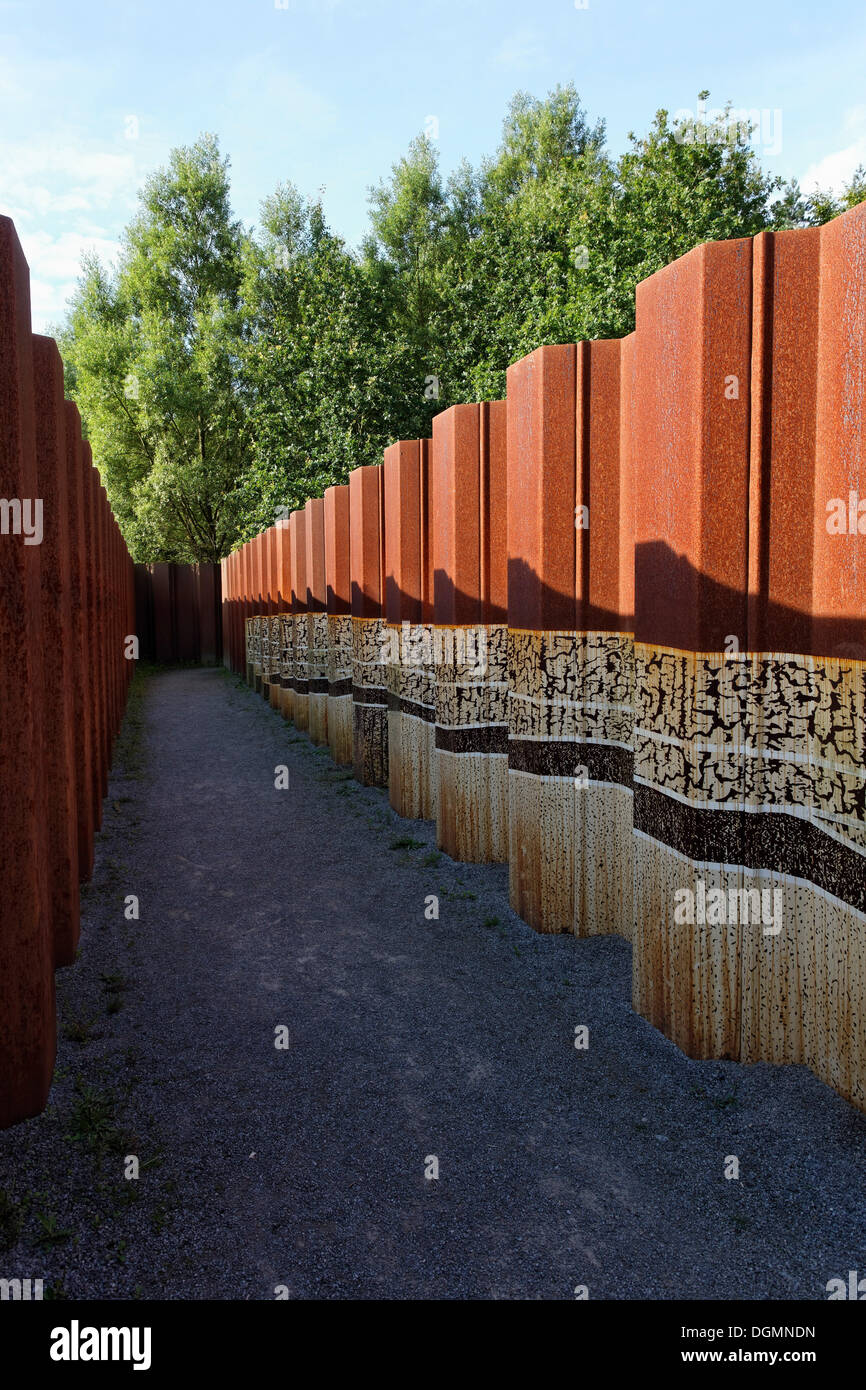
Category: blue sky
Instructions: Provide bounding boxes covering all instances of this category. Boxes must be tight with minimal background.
[2,0,865,330]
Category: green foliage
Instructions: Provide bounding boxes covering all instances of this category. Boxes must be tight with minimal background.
[60,134,250,563]
[771,166,866,228]
[60,92,860,560]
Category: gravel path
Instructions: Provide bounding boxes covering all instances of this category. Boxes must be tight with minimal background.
[2,665,865,1300]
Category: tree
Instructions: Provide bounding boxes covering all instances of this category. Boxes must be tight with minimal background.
[239,185,432,535]
[772,165,866,228]
[61,134,249,563]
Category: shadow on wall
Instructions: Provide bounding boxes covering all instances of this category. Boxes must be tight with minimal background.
[225,542,866,673]
[135,562,223,665]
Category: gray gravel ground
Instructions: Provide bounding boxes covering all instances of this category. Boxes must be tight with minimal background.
[1,664,865,1301]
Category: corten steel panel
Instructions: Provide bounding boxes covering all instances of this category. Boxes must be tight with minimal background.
[290,510,308,613]
[618,334,637,629]
[100,489,112,769]
[94,480,109,795]
[433,403,507,624]
[383,440,435,818]
[249,533,258,617]
[225,552,236,671]
[434,407,482,626]
[0,216,55,1127]
[246,539,258,682]
[236,548,246,672]
[109,518,119,737]
[739,206,866,1108]
[174,563,199,662]
[633,239,752,652]
[420,439,434,623]
[811,202,866,655]
[349,464,385,617]
[89,476,103,788]
[631,238,753,1062]
[241,541,253,680]
[271,519,292,712]
[748,212,866,658]
[265,525,278,614]
[384,441,423,623]
[150,562,174,665]
[506,341,634,937]
[64,402,95,882]
[220,556,229,668]
[324,485,350,614]
[304,499,327,611]
[108,507,117,739]
[230,552,238,670]
[432,404,508,862]
[83,448,102,828]
[577,339,633,632]
[304,500,328,736]
[506,345,577,633]
[349,464,388,784]
[289,509,309,722]
[258,529,269,615]
[231,551,240,671]
[107,518,116,736]
[100,487,113,778]
[251,531,261,617]
[276,518,292,609]
[133,563,155,662]
[32,336,80,966]
[195,564,219,666]
[483,401,508,624]
[324,485,352,760]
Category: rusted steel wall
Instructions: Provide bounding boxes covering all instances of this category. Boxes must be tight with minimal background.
[350,464,388,786]
[290,508,308,728]
[217,202,865,1112]
[507,341,635,939]
[1,216,136,1129]
[384,439,437,821]
[325,485,352,764]
[134,562,222,666]
[305,498,329,745]
[433,402,509,863]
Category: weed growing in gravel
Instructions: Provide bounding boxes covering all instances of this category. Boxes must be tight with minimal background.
[101,972,128,995]
[423,851,442,867]
[34,1209,74,1248]
[0,1188,22,1250]
[114,668,150,780]
[63,1014,99,1045]
[101,972,129,1016]
[441,885,476,901]
[390,836,425,850]
[66,1082,133,1159]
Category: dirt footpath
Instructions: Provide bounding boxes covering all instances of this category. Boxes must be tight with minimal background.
[1,666,864,1300]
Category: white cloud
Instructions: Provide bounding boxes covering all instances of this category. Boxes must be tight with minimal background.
[18,230,122,330]
[27,276,79,331]
[0,128,144,330]
[800,105,866,193]
[0,140,139,220]
[492,26,546,70]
